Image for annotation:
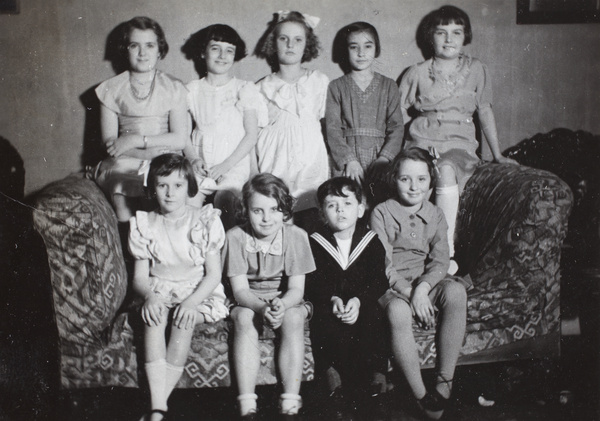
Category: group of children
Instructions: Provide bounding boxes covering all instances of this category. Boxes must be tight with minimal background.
[90,6,518,421]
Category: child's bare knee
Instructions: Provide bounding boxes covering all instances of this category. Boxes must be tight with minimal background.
[282,307,306,330]
[231,307,256,329]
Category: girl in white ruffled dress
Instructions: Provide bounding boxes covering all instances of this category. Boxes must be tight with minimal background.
[129,154,228,421]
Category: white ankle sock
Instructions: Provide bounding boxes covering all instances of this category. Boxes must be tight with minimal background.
[280,393,302,415]
[238,393,258,416]
[145,359,168,411]
[435,184,459,258]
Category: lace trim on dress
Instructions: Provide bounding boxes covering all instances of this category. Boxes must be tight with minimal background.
[428,54,472,95]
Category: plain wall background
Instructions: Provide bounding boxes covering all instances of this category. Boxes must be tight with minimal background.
[1,0,599,195]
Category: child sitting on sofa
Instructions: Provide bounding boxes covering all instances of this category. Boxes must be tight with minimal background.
[305,177,389,419]
[370,148,469,420]
[129,154,228,421]
[223,173,315,419]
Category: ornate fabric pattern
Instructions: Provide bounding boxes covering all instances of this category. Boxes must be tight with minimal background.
[33,174,128,346]
[33,164,570,388]
[412,163,571,367]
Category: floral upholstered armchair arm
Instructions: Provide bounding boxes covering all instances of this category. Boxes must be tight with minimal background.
[456,163,572,331]
[33,174,128,346]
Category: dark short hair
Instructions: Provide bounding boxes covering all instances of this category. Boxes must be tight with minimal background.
[120,16,169,59]
[332,21,381,71]
[423,5,472,47]
[146,154,198,198]
[198,24,247,62]
[317,177,364,207]
[239,173,295,222]
[389,148,437,189]
[255,11,320,72]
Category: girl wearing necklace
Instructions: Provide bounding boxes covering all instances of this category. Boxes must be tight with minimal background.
[93,17,188,234]
[399,5,517,274]
[129,154,227,421]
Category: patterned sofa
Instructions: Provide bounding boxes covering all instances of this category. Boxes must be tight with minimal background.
[32,162,572,390]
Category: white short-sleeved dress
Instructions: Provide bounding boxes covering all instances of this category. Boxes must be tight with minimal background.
[128,204,228,322]
[187,77,268,194]
[256,69,330,211]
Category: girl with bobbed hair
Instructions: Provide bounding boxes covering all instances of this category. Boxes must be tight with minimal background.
[183,24,267,229]
[400,5,518,274]
[326,21,404,206]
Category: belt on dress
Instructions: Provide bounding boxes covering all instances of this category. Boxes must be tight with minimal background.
[342,128,385,138]
[421,111,473,125]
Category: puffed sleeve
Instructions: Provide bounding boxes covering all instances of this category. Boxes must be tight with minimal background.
[474,60,493,110]
[169,76,188,110]
[283,225,316,276]
[190,205,225,261]
[128,212,153,260]
[312,70,330,119]
[222,226,249,278]
[237,81,269,127]
[399,64,419,111]
[186,80,198,110]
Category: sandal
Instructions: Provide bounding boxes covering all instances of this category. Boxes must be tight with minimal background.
[434,376,454,403]
[417,377,454,420]
[417,392,444,420]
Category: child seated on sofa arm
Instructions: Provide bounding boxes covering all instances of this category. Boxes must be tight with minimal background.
[370,148,469,421]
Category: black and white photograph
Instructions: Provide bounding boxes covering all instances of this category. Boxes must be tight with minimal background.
[1,1,598,420]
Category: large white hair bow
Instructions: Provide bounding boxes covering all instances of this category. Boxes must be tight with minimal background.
[276,10,320,29]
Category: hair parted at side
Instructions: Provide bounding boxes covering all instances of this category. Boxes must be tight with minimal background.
[254,11,320,72]
[389,148,437,188]
[317,176,364,207]
[146,153,198,198]
[119,16,169,59]
[239,173,295,222]
[332,21,381,73]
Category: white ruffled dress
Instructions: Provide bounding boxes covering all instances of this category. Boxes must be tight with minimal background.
[256,70,330,211]
[128,204,228,322]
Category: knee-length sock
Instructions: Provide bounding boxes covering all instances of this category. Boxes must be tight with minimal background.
[435,185,459,258]
[163,362,184,405]
[145,359,167,411]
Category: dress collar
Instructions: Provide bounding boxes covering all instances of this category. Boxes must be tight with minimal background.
[244,225,283,256]
[384,199,435,225]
